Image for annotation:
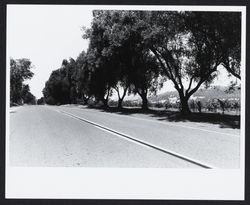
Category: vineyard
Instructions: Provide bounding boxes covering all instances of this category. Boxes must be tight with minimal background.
[107,85,241,115]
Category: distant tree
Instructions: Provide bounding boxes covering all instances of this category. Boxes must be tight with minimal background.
[43,67,70,105]
[196,101,202,113]
[75,51,92,104]
[37,97,45,105]
[21,84,30,99]
[10,58,34,105]
[190,100,196,112]
[225,81,241,94]
[211,99,220,113]
[217,99,228,114]
[21,84,36,104]
[65,58,78,104]
[232,101,240,115]
[23,92,36,105]
[43,57,81,105]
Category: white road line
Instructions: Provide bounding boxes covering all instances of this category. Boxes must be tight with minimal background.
[94,126,151,149]
[69,107,239,137]
[58,109,218,169]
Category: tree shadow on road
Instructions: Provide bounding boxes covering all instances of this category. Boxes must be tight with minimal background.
[86,105,240,129]
[159,112,240,129]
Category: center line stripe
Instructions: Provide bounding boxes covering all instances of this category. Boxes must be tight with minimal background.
[58,110,217,169]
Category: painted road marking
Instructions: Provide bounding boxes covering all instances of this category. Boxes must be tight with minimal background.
[58,109,217,169]
[94,126,151,149]
[68,106,239,137]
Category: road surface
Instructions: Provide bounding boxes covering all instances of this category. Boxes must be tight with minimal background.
[9,105,240,168]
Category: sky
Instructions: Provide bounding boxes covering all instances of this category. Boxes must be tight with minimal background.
[7,5,92,99]
[7,5,239,99]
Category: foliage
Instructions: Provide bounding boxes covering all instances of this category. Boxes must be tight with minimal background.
[42,10,241,114]
[82,10,164,109]
[21,84,36,104]
[75,51,92,104]
[136,11,240,114]
[10,58,35,105]
[37,97,45,105]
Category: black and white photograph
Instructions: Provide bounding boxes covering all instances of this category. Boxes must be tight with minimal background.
[5,4,246,200]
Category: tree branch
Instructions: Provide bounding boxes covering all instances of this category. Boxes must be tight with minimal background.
[186,76,194,95]
[121,86,128,100]
[150,47,171,79]
[222,62,241,80]
[187,64,219,98]
[187,78,204,98]
[115,86,121,99]
[150,47,181,91]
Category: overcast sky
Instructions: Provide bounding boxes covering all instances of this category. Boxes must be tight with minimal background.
[7,5,238,99]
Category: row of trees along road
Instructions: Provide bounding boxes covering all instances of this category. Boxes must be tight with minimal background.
[43,11,241,114]
[10,58,36,105]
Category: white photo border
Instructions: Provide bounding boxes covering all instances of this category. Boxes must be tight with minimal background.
[5,4,246,200]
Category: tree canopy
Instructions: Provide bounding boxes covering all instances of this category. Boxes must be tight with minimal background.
[10,58,36,105]
[42,10,241,113]
[83,10,163,109]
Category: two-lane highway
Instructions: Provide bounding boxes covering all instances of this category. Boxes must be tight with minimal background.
[9,105,240,168]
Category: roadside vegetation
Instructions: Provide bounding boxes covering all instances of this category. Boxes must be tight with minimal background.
[20,11,241,119]
[41,11,241,115]
[10,58,36,106]
[150,85,240,114]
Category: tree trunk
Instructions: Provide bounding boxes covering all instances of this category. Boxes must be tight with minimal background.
[102,87,111,109]
[83,96,90,105]
[118,99,123,109]
[180,96,191,115]
[116,86,128,110]
[141,93,148,110]
[102,97,108,108]
[136,88,148,110]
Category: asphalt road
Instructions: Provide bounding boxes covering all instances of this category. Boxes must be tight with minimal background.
[9,105,240,168]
